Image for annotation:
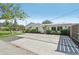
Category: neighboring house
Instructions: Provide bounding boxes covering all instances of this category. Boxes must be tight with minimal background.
[0,23,3,27]
[25,23,77,33]
[0,23,4,30]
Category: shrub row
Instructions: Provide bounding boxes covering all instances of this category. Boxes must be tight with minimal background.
[24,28,39,33]
[60,29,70,36]
[24,28,70,36]
[0,27,10,31]
[45,29,70,35]
[0,31,11,36]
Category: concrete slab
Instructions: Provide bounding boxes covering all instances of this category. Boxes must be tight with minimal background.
[11,33,79,55]
[17,33,60,44]
[11,38,66,55]
[0,40,36,55]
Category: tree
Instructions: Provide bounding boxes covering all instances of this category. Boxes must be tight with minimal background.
[0,4,13,26]
[0,3,26,32]
[11,4,26,31]
[0,3,14,32]
[42,20,52,24]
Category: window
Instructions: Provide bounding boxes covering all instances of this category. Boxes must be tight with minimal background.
[36,27,38,31]
[57,26,62,31]
[60,26,62,30]
[57,27,60,31]
[65,26,67,28]
[51,27,56,30]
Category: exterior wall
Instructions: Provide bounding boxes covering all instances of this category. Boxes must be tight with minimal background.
[70,24,79,42]
[26,23,72,33]
[50,25,70,31]
[37,26,44,33]
[25,24,44,33]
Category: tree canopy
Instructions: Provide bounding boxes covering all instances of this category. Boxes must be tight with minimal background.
[0,3,27,31]
[0,3,26,23]
[42,20,52,24]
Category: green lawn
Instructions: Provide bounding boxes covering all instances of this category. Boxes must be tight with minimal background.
[0,31,22,38]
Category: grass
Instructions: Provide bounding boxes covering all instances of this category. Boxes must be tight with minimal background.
[0,31,22,38]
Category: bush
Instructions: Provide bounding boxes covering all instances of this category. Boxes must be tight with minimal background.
[0,31,11,36]
[24,28,39,33]
[30,29,38,33]
[0,27,9,31]
[60,29,70,35]
[24,28,31,33]
[51,31,58,34]
[45,29,52,34]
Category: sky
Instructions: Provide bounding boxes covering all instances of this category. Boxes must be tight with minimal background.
[1,3,79,25]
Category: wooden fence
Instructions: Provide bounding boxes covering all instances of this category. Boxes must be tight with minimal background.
[70,24,79,42]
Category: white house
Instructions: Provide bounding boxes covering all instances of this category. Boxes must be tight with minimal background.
[25,23,77,33]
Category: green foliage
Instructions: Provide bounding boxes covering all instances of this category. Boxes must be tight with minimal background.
[45,29,52,34]
[24,28,30,33]
[30,29,38,33]
[0,27,9,31]
[51,31,58,34]
[45,29,58,34]
[60,29,70,35]
[45,29,70,35]
[0,3,26,32]
[0,31,22,38]
[0,31,11,36]
[42,20,52,24]
[12,25,25,31]
[24,28,39,33]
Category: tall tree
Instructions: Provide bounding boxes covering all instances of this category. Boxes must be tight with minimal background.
[0,4,13,26]
[11,4,26,30]
[0,3,26,32]
[42,20,52,24]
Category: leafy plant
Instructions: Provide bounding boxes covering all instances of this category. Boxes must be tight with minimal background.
[0,27,9,31]
[0,3,26,33]
[60,29,70,35]
[45,29,52,34]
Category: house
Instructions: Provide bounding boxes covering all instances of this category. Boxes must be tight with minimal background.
[0,23,3,27]
[25,23,77,33]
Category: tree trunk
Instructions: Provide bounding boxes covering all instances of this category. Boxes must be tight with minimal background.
[14,19,17,31]
[5,20,12,34]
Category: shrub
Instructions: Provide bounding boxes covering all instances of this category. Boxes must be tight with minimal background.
[24,28,39,33]
[60,29,70,35]
[0,27,9,31]
[51,31,58,34]
[0,31,11,36]
[30,29,38,33]
[45,29,52,34]
[24,28,31,33]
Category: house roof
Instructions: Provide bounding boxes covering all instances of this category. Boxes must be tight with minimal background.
[26,23,79,27]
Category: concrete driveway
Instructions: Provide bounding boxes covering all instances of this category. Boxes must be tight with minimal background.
[10,33,79,55]
[0,40,36,55]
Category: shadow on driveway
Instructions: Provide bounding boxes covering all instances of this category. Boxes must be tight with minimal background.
[0,36,23,42]
[56,35,79,55]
